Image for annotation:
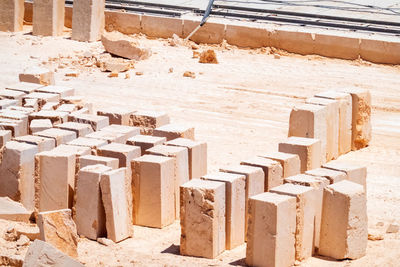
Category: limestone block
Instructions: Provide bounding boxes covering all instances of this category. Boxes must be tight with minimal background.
[101,124,140,140]
[0,0,24,32]
[225,23,270,48]
[246,192,296,267]
[29,110,69,125]
[126,135,166,155]
[314,33,360,60]
[55,122,94,137]
[55,144,91,157]
[270,183,316,261]
[165,138,207,180]
[6,82,44,94]
[315,90,352,155]
[202,172,246,249]
[259,151,301,178]
[30,119,52,134]
[0,130,12,147]
[79,155,119,170]
[305,167,346,184]
[0,197,31,222]
[40,101,60,111]
[183,19,225,44]
[19,67,55,86]
[0,89,26,105]
[105,10,141,35]
[322,161,367,189]
[71,0,105,42]
[97,107,136,126]
[0,110,29,136]
[129,110,170,135]
[142,15,183,38]
[100,168,132,242]
[69,113,109,131]
[86,130,126,144]
[279,137,321,173]
[56,104,77,113]
[146,145,189,220]
[0,141,38,211]
[37,209,79,258]
[101,31,151,60]
[319,180,367,259]
[24,98,39,111]
[131,155,175,228]
[6,106,35,114]
[36,85,75,98]
[241,156,283,191]
[360,38,400,65]
[33,0,65,36]
[67,137,108,154]
[180,179,225,259]
[0,99,18,110]
[0,118,24,137]
[153,123,195,141]
[14,135,55,152]
[289,104,328,164]
[76,165,111,240]
[34,128,77,146]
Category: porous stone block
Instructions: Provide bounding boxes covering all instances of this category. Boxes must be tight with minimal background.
[36,85,75,98]
[0,197,31,222]
[279,137,322,173]
[153,123,195,141]
[41,101,60,111]
[97,107,135,126]
[241,157,283,191]
[0,118,24,137]
[34,128,77,146]
[225,23,270,48]
[67,137,108,154]
[305,167,346,184]
[202,172,246,249]
[6,82,44,94]
[19,67,55,86]
[0,89,26,105]
[71,0,105,42]
[29,110,69,125]
[270,183,316,261]
[183,19,225,44]
[126,135,166,155]
[141,14,183,38]
[33,0,65,36]
[0,110,29,136]
[37,209,78,258]
[86,130,126,144]
[306,97,339,161]
[56,104,77,113]
[0,0,24,32]
[23,92,60,109]
[146,145,189,220]
[165,138,207,180]
[23,98,39,111]
[180,179,225,259]
[289,104,328,164]
[101,124,140,140]
[69,113,109,131]
[79,155,119,170]
[315,90,352,155]
[76,165,111,240]
[129,111,170,134]
[14,135,55,152]
[30,119,52,134]
[55,144,91,157]
[131,155,175,228]
[0,130,12,147]
[322,161,367,189]
[246,192,296,267]
[319,181,367,259]
[55,122,94,137]
[0,99,18,110]
[6,106,35,114]
[0,141,38,211]
[259,151,301,178]
[100,168,132,242]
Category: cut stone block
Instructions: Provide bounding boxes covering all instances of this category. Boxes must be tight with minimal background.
[126,134,166,155]
[180,179,225,259]
[202,172,246,249]
[24,98,39,111]
[0,0,24,32]
[55,144,91,157]
[241,156,283,191]
[54,122,94,137]
[36,85,75,98]
[270,183,316,261]
[6,105,35,114]
[319,180,367,259]
[0,118,24,137]
[67,137,108,154]
[14,135,55,152]
[41,101,60,111]
[79,155,119,170]
[6,82,44,94]
[101,124,140,140]
[100,168,132,242]
[0,130,12,147]
[306,97,340,161]
[0,197,31,222]
[23,240,83,267]
[279,137,322,173]
[131,155,175,228]
[129,110,170,134]
[315,90,352,155]
[69,113,109,131]
[23,92,60,109]
[305,167,347,184]
[289,104,328,164]
[341,88,372,150]
[86,130,126,144]
[165,138,207,180]
[0,141,38,211]
[246,192,296,267]
[97,107,136,126]
[19,67,55,86]
[76,165,111,240]
[259,151,301,178]
[0,110,29,136]
[29,110,69,125]
[71,0,105,42]
[153,123,195,141]
[30,119,52,134]
[56,104,77,113]
[0,89,25,105]
[0,99,18,110]
[61,96,93,112]
[146,144,189,220]
[37,209,79,258]
[32,0,65,36]
[322,161,367,189]
[34,128,77,146]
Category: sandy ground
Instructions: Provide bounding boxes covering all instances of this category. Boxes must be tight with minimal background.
[0,26,399,266]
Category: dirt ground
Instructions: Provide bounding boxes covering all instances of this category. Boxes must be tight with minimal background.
[0,25,399,267]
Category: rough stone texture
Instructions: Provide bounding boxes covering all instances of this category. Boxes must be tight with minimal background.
[0,99,18,110]
[142,15,183,38]
[0,197,31,222]
[241,156,283,191]
[270,183,316,261]
[0,118,24,137]
[32,0,65,37]
[6,82,44,94]
[129,111,170,135]
[319,180,367,259]
[0,110,29,136]
[0,130,12,147]
[246,192,296,267]
[153,123,195,141]
[0,141,38,211]
[54,122,94,137]
[29,110,68,125]
[14,135,55,152]
[202,172,246,249]
[34,128,77,146]
[225,23,270,48]
[105,10,141,34]
[79,155,119,170]
[86,130,126,144]
[305,167,347,184]
[37,209,79,258]
[101,124,140,140]
[127,135,166,155]
[69,113,109,131]
[23,240,83,267]
[67,137,108,154]
[0,0,24,32]
[30,119,52,134]
[0,89,26,105]
[101,31,151,60]
[56,104,77,113]
[180,179,225,259]
[76,164,111,240]
[100,168,133,242]
[72,0,105,42]
[279,137,322,173]
[97,107,136,126]
[183,19,225,44]
[131,155,175,228]
[322,161,367,190]
[19,67,55,86]
[259,151,301,178]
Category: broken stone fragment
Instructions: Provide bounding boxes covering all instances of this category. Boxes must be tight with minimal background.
[101,31,151,60]
[199,50,218,64]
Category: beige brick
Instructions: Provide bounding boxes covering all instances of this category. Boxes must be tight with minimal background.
[322,161,367,190]
[19,67,55,86]
[75,165,111,240]
[6,82,44,94]
[86,130,126,144]
[259,151,301,178]
[246,192,296,267]
[0,197,31,222]
[142,15,183,38]
[129,110,170,135]
[319,181,367,259]
[153,123,195,141]
[165,138,207,180]
[71,0,105,42]
[126,135,166,155]
[131,155,175,228]
[79,155,119,170]
[14,135,55,152]
[0,89,26,105]
[279,137,321,173]
[69,114,109,131]
[241,156,283,191]
[0,0,24,32]
[202,172,245,249]
[146,145,189,220]
[33,0,65,36]
[0,110,29,136]
[305,167,346,184]
[289,104,327,164]
[54,122,94,137]
[100,168,132,242]
[36,85,75,98]
[29,110,69,125]
[183,19,225,44]
[30,119,52,134]
[67,137,108,154]
[180,179,225,259]
[101,124,140,140]
[270,184,316,261]
[0,130,12,147]
[34,128,77,146]
[97,107,135,126]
